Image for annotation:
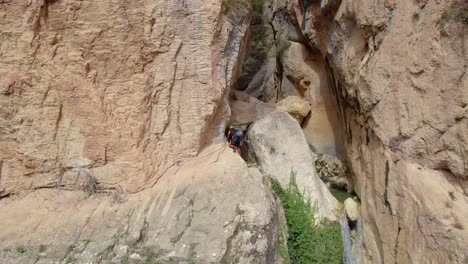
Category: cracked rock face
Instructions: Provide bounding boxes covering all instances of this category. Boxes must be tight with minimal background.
[0,0,249,196]
[0,145,282,263]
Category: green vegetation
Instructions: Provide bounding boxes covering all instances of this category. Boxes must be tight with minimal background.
[143,247,161,264]
[222,0,267,15]
[330,188,353,203]
[222,0,248,12]
[3,248,11,253]
[436,0,468,29]
[252,28,269,44]
[277,213,289,262]
[38,244,46,253]
[246,160,258,167]
[170,209,194,244]
[65,257,75,264]
[15,246,27,254]
[271,173,342,264]
[67,244,76,253]
[252,0,266,15]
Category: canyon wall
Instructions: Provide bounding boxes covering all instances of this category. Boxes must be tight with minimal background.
[0,0,248,196]
[273,0,468,262]
[1,0,467,263]
[237,0,468,262]
[0,1,289,263]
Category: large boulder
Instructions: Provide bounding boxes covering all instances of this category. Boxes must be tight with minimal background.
[0,145,283,264]
[249,111,341,221]
[277,96,311,123]
[344,198,361,222]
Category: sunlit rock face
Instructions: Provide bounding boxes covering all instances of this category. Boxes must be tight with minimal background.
[0,0,249,195]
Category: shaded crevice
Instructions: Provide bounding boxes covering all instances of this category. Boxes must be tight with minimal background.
[384,160,392,211]
[34,0,60,38]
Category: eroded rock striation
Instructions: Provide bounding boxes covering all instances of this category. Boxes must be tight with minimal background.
[0,0,248,196]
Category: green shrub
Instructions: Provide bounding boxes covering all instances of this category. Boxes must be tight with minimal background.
[252,0,266,15]
[271,173,342,264]
[252,29,268,44]
[436,0,468,29]
[67,244,75,253]
[38,244,46,253]
[15,246,27,254]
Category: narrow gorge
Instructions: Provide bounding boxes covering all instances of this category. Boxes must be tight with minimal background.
[0,0,467,263]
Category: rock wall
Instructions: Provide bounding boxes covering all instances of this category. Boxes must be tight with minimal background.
[235,0,467,262]
[275,0,468,263]
[0,0,249,196]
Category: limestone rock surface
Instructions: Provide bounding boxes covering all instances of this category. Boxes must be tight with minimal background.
[230,94,275,130]
[276,96,311,123]
[0,0,249,196]
[0,145,282,264]
[249,111,341,221]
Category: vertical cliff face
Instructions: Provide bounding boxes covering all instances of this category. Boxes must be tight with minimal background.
[0,0,248,196]
[236,0,467,263]
[280,0,467,263]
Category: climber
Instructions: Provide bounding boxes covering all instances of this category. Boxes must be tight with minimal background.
[227,127,243,155]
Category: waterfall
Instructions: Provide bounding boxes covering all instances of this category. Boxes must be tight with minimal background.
[340,213,353,264]
[341,213,363,264]
[353,218,363,264]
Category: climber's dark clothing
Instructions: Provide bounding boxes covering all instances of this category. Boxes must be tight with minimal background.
[227,128,243,154]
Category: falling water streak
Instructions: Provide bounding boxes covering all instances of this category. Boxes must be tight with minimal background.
[340,213,353,264]
[354,218,363,264]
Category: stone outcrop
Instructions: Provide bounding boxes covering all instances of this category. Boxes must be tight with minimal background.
[276,95,311,123]
[249,111,341,221]
[0,0,249,197]
[0,145,283,263]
